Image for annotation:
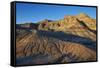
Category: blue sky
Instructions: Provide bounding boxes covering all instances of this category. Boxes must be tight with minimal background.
[16,3,96,24]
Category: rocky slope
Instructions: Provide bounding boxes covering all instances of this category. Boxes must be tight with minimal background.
[38,13,96,41]
[16,30,96,65]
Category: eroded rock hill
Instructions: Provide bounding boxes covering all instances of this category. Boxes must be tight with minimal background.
[16,13,97,65]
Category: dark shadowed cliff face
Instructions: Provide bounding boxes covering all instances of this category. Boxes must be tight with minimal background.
[16,23,39,30]
[16,13,97,65]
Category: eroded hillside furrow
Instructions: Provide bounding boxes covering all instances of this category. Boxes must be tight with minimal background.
[16,30,96,65]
